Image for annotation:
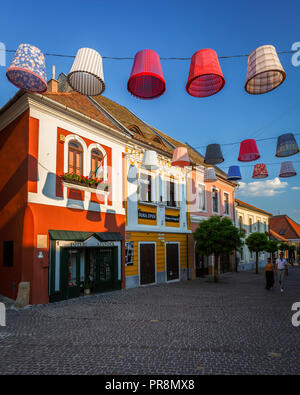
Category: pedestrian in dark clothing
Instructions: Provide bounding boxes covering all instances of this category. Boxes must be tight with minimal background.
[265,258,275,290]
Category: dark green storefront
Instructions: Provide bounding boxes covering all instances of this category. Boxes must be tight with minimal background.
[49,230,123,302]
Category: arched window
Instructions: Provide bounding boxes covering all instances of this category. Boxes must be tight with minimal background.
[91,149,103,179]
[68,141,83,175]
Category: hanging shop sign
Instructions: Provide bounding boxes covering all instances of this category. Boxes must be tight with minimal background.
[165,214,180,223]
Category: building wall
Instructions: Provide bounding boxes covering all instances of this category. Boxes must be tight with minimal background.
[0,110,30,300]
[235,205,270,270]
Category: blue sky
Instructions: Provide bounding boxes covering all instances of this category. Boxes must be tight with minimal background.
[0,0,300,221]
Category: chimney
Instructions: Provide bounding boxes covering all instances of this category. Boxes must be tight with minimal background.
[47,65,58,93]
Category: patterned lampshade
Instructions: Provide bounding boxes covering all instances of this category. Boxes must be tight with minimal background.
[127,49,166,99]
[204,167,217,182]
[279,161,297,178]
[67,48,105,96]
[171,147,190,167]
[252,163,268,179]
[238,139,260,162]
[6,44,47,93]
[227,166,242,181]
[245,45,286,94]
[276,133,299,158]
[204,144,224,165]
[141,150,159,170]
[186,49,225,97]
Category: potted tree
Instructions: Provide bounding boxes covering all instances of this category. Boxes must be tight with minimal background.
[245,232,269,274]
[193,216,244,283]
[83,279,92,295]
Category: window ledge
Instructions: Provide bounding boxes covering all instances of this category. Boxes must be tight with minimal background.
[62,181,109,195]
[138,201,157,207]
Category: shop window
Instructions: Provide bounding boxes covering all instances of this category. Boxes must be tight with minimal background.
[125,242,134,266]
[139,172,152,203]
[68,141,83,175]
[91,149,103,179]
[3,241,13,267]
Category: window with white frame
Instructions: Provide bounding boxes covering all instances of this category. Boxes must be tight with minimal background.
[257,219,261,232]
[224,192,230,215]
[166,176,177,207]
[239,215,243,230]
[264,220,267,232]
[212,188,219,213]
[198,184,206,211]
[249,217,253,233]
[139,171,153,203]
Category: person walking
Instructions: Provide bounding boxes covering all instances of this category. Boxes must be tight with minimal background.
[275,252,288,293]
[265,257,275,290]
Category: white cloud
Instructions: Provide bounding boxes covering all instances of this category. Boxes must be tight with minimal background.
[237,177,288,197]
[291,187,300,190]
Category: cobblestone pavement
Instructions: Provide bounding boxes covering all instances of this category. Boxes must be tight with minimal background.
[0,267,300,375]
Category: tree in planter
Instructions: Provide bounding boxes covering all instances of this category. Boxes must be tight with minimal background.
[245,232,269,274]
[288,245,296,265]
[265,240,278,263]
[193,216,244,283]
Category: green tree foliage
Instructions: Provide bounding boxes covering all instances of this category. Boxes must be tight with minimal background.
[193,216,244,282]
[245,232,269,274]
[278,242,289,252]
[265,240,278,262]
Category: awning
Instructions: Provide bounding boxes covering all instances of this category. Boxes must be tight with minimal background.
[49,230,123,241]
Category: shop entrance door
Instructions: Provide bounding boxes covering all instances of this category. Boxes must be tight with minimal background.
[61,248,81,300]
[195,253,209,277]
[166,243,179,281]
[89,247,117,293]
[140,243,156,285]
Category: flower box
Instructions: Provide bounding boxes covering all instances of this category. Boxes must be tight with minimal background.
[60,173,109,192]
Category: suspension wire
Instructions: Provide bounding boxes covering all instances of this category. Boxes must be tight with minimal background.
[1,48,297,60]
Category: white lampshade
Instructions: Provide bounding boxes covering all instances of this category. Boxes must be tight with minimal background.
[67,48,105,96]
[141,150,159,170]
[204,167,217,182]
[127,164,137,183]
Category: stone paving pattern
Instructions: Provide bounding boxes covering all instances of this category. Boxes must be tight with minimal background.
[0,267,300,375]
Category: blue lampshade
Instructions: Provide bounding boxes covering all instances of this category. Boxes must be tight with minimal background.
[227,166,242,180]
[6,43,47,93]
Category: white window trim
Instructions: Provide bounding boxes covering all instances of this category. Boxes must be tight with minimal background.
[164,174,179,208]
[248,215,254,233]
[223,191,230,216]
[212,187,219,214]
[64,134,88,175]
[197,183,206,212]
[138,169,155,204]
[87,143,108,182]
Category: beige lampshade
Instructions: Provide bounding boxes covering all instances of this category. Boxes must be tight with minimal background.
[171,147,190,167]
[204,167,217,182]
[141,150,159,170]
[245,45,286,94]
[67,48,105,96]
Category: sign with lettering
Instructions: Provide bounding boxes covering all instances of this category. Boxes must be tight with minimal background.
[138,210,156,221]
[165,214,180,223]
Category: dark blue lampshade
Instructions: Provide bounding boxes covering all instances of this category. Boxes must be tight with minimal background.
[227,166,242,180]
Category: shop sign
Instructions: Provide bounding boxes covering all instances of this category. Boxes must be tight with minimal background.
[138,209,156,221]
[165,214,180,223]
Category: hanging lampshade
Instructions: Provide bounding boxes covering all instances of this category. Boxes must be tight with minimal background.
[279,161,297,178]
[276,133,299,158]
[245,45,286,94]
[204,144,224,165]
[127,164,137,183]
[252,163,268,179]
[127,49,166,99]
[227,166,242,181]
[204,167,217,182]
[186,49,225,97]
[67,48,105,96]
[171,147,190,167]
[141,150,159,170]
[238,139,260,162]
[6,43,47,93]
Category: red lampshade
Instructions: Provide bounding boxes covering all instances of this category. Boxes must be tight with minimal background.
[127,49,166,99]
[186,49,225,97]
[171,147,190,167]
[238,139,260,162]
[252,163,268,179]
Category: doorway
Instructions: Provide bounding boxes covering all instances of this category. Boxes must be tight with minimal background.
[139,243,156,285]
[166,243,179,281]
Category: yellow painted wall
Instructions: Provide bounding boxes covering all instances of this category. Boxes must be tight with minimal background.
[137,203,157,226]
[125,231,188,277]
[165,208,180,228]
